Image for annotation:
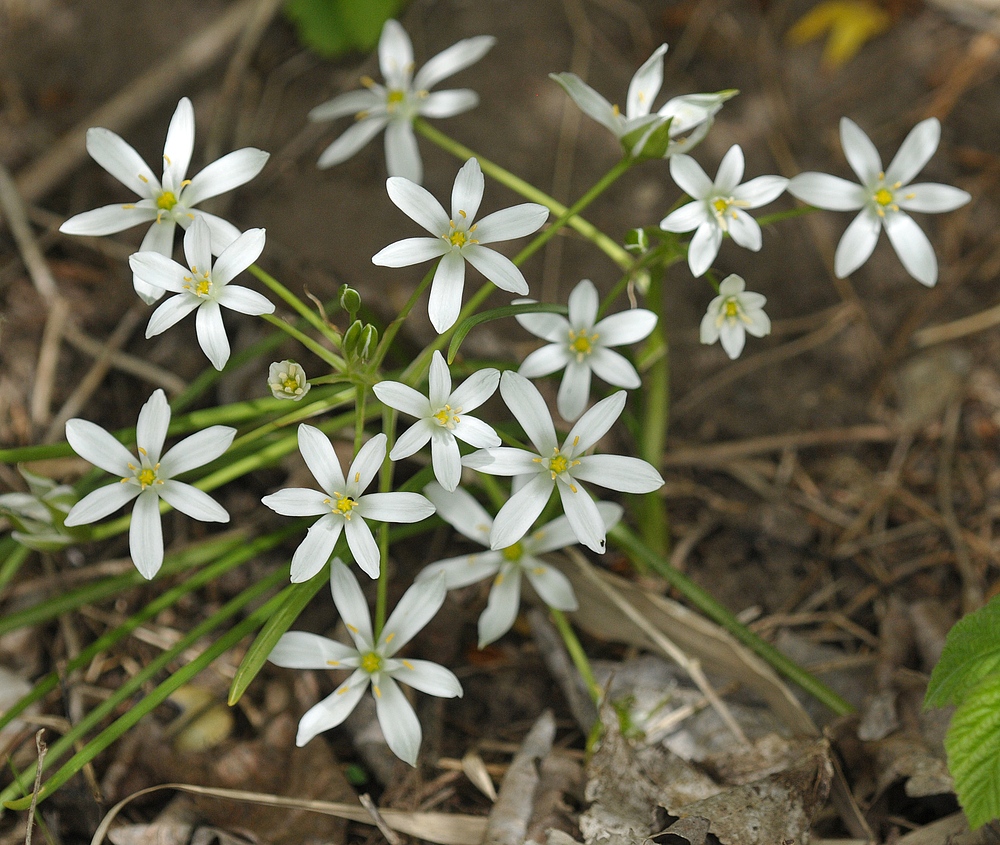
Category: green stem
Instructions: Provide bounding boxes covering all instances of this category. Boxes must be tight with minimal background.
[609,524,855,716]
[370,266,436,372]
[249,263,344,350]
[638,272,670,559]
[414,119,632,270]
[259,313,343,370]
[550,608,601,704]
[354,383,367,455]
[374,404,396,638]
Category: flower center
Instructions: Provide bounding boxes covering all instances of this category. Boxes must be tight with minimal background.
[444,212,477,249]
[874,187,894,206]
[724,299,740,319]
[157,191,178,211]
[282,376,301,393]
[543,447,579,480]
[709,196,749,231]
[501,542,523,562]
[123,453,163,490]
[567,328,598,361]
[360,651,383,674]
[386,89,406,110]
[433,404,461,429]
[183,271,213,299]
[326,493,359,519]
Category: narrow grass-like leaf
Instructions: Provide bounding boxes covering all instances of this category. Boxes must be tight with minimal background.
[0,567,289,810]
[926,595,1000,709]
[945,672,1000,828]
[0,527,295,737]
[447,303,568,364]
[0,537,30,593]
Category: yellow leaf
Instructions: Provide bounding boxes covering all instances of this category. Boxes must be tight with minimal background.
[787,1,893,69]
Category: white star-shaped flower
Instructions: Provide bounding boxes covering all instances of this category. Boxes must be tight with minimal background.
[551,44,735,157]
[373,351,500,491]
[309,18,494,184]
[515,279,657,421]
[63,389,234,579]
[59,97,269,303]
[129,217,274,371]
[268,560,462,763]
[420,482,623,646]
[372,157,548,332]
[261,426,435,581]
[700,274,770,359]
[462,372,663,554]
[660,145,788,277]
[786,117,971,286]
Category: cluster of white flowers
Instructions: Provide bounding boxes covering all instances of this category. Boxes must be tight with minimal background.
[52,16,971,771]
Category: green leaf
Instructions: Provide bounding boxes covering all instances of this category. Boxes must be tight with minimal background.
[447,302,569,364]
[945,672,1000,829]
[284,0,406,59]
[926,595,1000,709]
[228,571,328,705]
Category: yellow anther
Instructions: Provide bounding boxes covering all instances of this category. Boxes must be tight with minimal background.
[433,405,460,429]
[724,299,740,318]
[373,684,382,698]
[549,454,569,476]
[386,89,406,110]
[568,329,594,358]
[502,542,523,562]
[572,436,580,448]
[713,197,730,214]
[385,632,395,644]
[334,495,358,517]
[282,376,300,392]
[458,209,467,218]
[138,175,149,183]
[403,659,414,670]
[164,155,172,166]
[612,104,621,117]
[326,659,340,667]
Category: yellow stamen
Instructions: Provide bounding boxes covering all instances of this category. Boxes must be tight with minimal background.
[433,404,461,429]
[157,191,178,211]
[334,494,358,517]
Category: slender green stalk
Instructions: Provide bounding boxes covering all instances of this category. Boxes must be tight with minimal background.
[260,313,343,370]
[354,383,368,454]
[414,119,632,270]
[0,540,29,594]
[609,524,855,716]
[550,608,602,704]
[638,272,670,558]
[374,404,397,638]
[249,263,344,351]
[370,266,436,372]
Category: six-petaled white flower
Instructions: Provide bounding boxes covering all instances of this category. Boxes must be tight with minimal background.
[63,389,234,579]
[420,482,623,646]
[309,18,494,184]
[786,117,970,286]
[59,97,269,303]
[515,279,657,421]
[700,273,770,359]
[261,426,435,581]
[130,217,274,371]
[268,560,462,763]
[268,360,311,401]
[372,158,548,332]
[462,372,663,554]
[551,45,735,158]
[373,351,501,491]
[660,145,788,278]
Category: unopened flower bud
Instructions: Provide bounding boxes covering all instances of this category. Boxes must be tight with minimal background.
[339,285,362,318]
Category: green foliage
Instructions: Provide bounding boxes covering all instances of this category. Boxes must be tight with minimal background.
[284,0,406,59]
[926,596,1000,827]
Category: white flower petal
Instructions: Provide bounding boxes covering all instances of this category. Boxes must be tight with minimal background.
[181,148,269,207]
[743,307,772,338]
[135,389,170,464]
[451,158,484,224]
[414,35,496,91]
[157,480,229,522]
[378,19,414,89]
[130,252,190,294]
[529,501,623,554]
[217,285,273,316]
[419,89,479,118]
[268,631,356,669]
[317,116,388,169]
[430,432,462,491]
[840,117,883,185]
[391,659,462,698]
[60,204,156,236]
[556,360,592,421]
[85,127,159,197]
[626,44,667,118]
[448,367,499,411]
[728,210,762,251]
[297,424,346,495]
[330,561,375,646]
[473,204,548,244]
[462,244,528,294]
[733,175,788,208]
[381,574,447,654]
[588,347,641,389]
[550,73,619,134]
[357,491,435,523]
[592,309,657,345]
[384,120,422,183]
[567,279,599,328]
[296,674,369,745]
[515,309,570,344]
[309,89,382,122]
[524,562,578,611]
[162,98,195,193]
[261,487,330,517]
[345,517,381,578]
[897,183,970,214]
[129,489,164,579]
[423,482,493,546]
[451,416,500,449]
[420,553,500,587]
[719,321,746,358]
[489,473,553,550]
[669,154,714,200]
[349,433,387,494]
[195,301,230,370]
[519,344,572,379]
[373,676,422,765]
[388,421,433,460]
[427,350,452,408]
[64,482,139,527]
[65,419,135,476]
[373,380,431,418]
[211,227,266,286]
[428,250,466,333]
[183,217,213,275]
[385,177,450,234]
[687,221,722,277]
[573,454,664,493]
[478,565,521,646]
[373,237,450,267]
[556,480,605,553]
[714,145,745,193]
[500,371,557,453]
[660,200,709,233]
[462,447,539,475]
[564,390,626,455]
[289,517,343,583]
[884,211,938,286]
[188,210,242,255]
[834,209,881,278]
[787,172,866,211]
[885,117,940,186]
